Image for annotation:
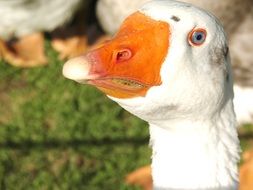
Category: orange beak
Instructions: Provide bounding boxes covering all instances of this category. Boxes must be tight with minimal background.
[63,12,170,98]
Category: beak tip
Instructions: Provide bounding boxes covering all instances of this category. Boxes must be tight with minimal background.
[62,56,90,81]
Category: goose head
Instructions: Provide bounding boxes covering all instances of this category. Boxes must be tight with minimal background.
[63,1,239,189]
[63,0,233,127]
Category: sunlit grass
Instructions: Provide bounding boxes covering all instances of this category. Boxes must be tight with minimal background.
[0,43,149,189]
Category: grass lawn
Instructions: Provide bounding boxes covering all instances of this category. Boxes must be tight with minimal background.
[0,41,252,189]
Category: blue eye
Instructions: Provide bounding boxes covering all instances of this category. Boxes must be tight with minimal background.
[188,28,207,46]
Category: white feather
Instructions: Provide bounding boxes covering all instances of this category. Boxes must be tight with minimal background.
[0,0,83,39]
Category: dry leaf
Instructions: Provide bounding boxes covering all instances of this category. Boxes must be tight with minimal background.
[0,33,47,67]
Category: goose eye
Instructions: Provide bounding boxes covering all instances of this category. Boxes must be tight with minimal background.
[115,49,132,62]
[188,28,207,46]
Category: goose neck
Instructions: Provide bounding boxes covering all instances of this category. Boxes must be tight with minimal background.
[149,115,240,190]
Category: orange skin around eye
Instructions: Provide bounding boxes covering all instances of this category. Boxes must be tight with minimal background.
[188,28,207,46]
[87,11,170,98]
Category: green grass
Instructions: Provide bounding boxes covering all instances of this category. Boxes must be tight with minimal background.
[0,43,150,190]
[0,42,252,190]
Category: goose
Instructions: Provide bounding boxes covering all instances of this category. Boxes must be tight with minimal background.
[63,0,240,189]
[96,0,149,35]
[96,0,253,125]
[0,0,89,67]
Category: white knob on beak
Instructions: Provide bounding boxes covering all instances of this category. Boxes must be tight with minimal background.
[62,56,91,81]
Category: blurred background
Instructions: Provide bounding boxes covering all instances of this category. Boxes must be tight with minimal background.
[0,0,252,189]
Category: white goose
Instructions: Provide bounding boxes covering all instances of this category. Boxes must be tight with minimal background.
[96,0,253,125]
[0,0,87,66]
[0,0,82,40]
[63,1,240,190]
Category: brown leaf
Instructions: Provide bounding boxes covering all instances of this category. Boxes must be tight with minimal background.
[125,165,152,190]
[240,149,253,190]
[0,33,47,67]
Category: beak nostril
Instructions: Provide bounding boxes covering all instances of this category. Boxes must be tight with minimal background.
[116,49,132,62]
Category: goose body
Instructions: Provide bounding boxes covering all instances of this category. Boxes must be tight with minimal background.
[63,0,240,189]
[97,0,253,125]
[96,0,148,35]
[0,0,83,40]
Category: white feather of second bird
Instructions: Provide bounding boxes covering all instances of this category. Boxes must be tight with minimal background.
[0,0,84,40]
